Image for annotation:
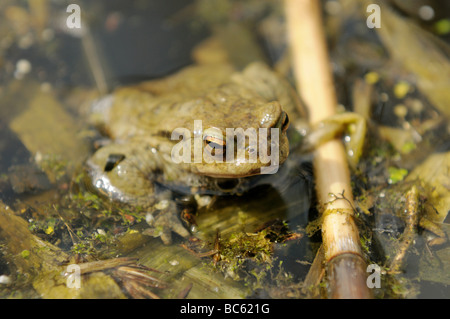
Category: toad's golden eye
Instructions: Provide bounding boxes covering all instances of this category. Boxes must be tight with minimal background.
[204,136,226,156]
[204,128,226,157]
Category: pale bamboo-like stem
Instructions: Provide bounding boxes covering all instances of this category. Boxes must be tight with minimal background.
[283,0,371,298]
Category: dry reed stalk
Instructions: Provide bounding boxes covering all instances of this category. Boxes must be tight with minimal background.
[283,0,372,298]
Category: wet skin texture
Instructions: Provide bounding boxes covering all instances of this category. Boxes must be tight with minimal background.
[86,62,301,244]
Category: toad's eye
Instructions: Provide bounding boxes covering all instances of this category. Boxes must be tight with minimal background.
[276,111,290,132]
[204,136,226,157]
[204,128,226,157]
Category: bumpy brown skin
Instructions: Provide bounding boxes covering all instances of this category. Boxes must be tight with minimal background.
[86,62,301,244]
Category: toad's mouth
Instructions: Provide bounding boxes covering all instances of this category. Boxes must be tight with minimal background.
[199,168,272,179]
[209,170,279,195]
[196,153,288,179]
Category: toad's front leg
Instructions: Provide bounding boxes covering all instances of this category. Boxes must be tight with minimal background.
[86,141,190,245]
[143,199,191,245]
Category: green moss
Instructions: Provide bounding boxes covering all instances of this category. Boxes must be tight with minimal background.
[434,19,450,35]
[210,228,297,295]
[21,250,30,259]
[359,234,371,254]
[37,154,70,182]
[388,167,408,184]
[401,141,416,154]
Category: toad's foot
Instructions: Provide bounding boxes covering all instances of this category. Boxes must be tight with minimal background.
[143,200,191,245]
[299,112,366,167]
